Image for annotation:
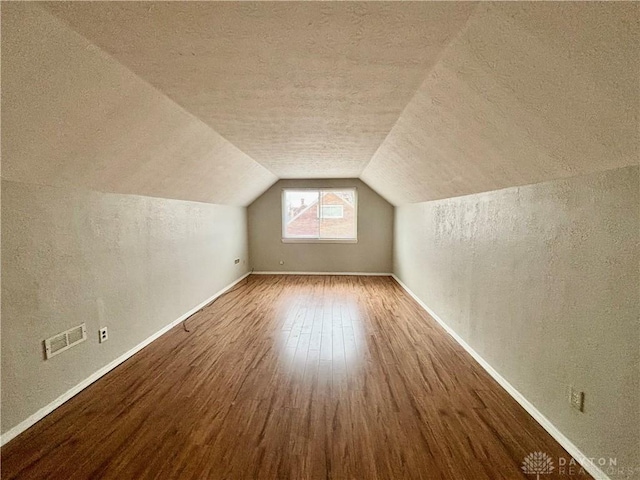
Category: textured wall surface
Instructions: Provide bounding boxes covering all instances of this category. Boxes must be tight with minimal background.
[43,2,476,179]
[1,3,258,436]
[2,4,276,207]
[1,180,250,434]
[2,1,638,469]
[249,179,393,273]
[394,166,639,478]
[362,2,639,205]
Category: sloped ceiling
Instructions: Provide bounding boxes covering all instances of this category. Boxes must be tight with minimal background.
[361,2,639,204]
[43,1,477,180]
[2,3,276,206]
[5,2,638,206]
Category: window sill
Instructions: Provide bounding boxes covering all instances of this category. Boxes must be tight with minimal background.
[282,238,358,244]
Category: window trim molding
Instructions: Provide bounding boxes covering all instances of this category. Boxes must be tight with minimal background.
[281,187,358,243]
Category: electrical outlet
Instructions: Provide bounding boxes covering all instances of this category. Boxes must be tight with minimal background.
[569,386,584,412]
[99,327,108,343]
[234,258,240,264]
[279,260,284,265]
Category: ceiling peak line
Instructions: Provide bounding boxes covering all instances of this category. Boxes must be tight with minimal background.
[359,2,639,205]
[356,2,483,179]
[3,3,277,206]
[44,1,479,180]
[41,3,277,183]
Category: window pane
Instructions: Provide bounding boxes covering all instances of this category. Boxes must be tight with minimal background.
[283,190,320,238]
[282,188,357,241]
[320,205,343,219]
[319,190,356,239]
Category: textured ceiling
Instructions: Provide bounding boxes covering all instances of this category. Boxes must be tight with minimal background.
[43,1,477,179]
[2,4,276,206]
[362,2,639,204]
[6,2,638,206]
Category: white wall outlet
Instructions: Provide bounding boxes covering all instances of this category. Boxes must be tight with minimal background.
[99,327,108,343]
[234,258,240,264]
[279,260,284,265]
[569,386,584,412]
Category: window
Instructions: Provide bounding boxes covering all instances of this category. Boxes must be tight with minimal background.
[282,188,357,243]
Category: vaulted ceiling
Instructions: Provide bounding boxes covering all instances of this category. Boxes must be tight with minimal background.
[3,2,638,206]
[43,1,476,181]
[362,2,639,204]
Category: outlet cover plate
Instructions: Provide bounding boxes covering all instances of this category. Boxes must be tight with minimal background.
[99,327,108,343]
[569,387,584,412]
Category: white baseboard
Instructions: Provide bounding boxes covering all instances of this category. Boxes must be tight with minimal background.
[391,274,610,480]
[252,271,392,276]
[0,271,251,447]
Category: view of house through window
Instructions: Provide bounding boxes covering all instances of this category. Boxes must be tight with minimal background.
[282,188,357,242]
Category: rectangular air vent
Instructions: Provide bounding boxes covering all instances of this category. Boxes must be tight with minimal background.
[44,323,87,359]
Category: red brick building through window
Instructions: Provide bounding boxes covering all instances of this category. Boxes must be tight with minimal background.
[283,189,356,240]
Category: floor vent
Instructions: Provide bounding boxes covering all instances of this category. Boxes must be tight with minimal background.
[44,324,87,359]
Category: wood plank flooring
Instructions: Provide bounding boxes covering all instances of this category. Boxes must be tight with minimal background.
[2,275,591,479]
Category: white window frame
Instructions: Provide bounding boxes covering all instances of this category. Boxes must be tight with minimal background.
[282,187,357,244]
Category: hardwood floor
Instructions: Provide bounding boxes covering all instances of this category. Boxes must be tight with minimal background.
[2,275,590,479]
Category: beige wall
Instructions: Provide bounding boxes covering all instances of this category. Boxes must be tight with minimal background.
[249,179,393,273]
[0,3,254,436]
[1,180,250,434]
[393,166,639,478]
